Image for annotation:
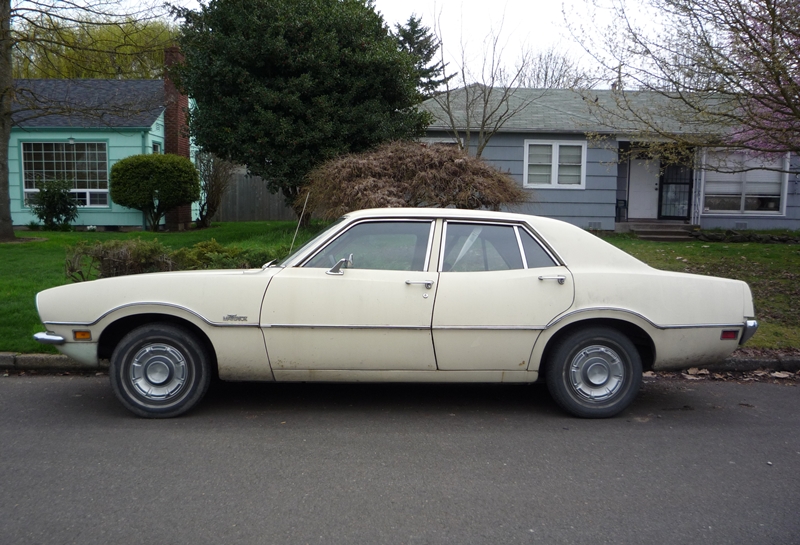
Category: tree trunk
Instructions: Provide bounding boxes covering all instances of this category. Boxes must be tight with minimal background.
[0,0,15,241]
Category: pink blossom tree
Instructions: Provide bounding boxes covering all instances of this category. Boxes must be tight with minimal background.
[573,0,799,159]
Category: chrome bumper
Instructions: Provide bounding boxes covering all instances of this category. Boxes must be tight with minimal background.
[740,320,758,345]
[33,332,66,345]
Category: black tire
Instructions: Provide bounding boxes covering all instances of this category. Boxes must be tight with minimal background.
[110,323,211,418]
[545,327,642,418]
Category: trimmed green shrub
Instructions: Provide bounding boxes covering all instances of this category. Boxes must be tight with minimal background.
[29,179,78,230]
[67,238,295,282]
[110,154,200,231]
[66,239,175,281]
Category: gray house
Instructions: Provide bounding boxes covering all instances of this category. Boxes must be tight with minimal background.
[421,88,800,231]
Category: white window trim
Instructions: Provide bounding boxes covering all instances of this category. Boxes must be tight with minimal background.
[22,141,110,209]
[699,149,790,216]
[523,140,587,190]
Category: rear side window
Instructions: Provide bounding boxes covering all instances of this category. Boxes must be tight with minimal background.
[441,222,557,272]
[441,223,523,272]
[519,228,557,268]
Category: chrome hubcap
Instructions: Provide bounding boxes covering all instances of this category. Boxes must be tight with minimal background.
[569,345,624,401]
[130,343,188,400]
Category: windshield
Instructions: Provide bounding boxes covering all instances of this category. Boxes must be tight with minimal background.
[277,216,347,267]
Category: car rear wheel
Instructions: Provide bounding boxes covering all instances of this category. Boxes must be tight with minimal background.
[110,323,211,418]
[545,327,642,418]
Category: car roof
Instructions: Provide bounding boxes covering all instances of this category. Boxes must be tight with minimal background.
[341,207,648,271]
[344,207,551,225]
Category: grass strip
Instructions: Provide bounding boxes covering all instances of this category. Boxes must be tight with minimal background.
[1,225,797,353]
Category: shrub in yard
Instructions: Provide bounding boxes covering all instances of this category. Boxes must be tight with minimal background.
[302,141,528,219]
[66,239,175,281]
[29,179,79,230]
[172,240,288,270]
[110,154,200,231]
[195,151,235,228]
[172,239,249,269]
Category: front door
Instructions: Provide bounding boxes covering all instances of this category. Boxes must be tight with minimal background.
[261,220,438,371]
[628,159,660,219]
[659,165,693,219]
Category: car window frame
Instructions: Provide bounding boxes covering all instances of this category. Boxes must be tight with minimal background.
[438,220,560,272]
[299,218,436,272]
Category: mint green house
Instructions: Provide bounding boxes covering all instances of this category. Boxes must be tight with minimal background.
[9,79,171,228]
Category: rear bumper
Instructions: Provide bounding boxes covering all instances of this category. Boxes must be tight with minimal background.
[740,320,758,345]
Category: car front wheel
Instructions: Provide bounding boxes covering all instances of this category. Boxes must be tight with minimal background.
[110,323,211,418]
[545,327,642,418]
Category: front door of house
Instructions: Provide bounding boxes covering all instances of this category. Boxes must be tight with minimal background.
[628,159,660,219]
[659,165,692,219]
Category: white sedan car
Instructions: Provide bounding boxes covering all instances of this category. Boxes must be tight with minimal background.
[34,208,757,418]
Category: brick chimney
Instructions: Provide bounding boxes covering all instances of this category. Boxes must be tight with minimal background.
[163,46,193,230]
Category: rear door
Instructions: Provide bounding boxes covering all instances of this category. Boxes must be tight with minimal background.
[432,221,574,371]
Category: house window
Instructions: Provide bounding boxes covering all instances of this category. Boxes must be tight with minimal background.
[702,151,787,214]
[22,142,109,207]
[152,142,162,154]
[523,140,587,189]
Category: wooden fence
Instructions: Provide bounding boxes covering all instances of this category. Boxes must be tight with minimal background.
[211,173,296,222]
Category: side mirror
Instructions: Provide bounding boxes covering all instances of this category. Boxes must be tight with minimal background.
[326,253,353,275]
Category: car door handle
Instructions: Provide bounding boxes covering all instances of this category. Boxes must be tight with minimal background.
[538,275,566,285]
[405,280,435,289]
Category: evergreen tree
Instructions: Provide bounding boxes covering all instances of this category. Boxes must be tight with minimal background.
[393,15,451,99]
[174,0,429,221]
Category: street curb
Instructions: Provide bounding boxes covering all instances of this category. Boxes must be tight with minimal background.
[1,352,798,373]
[1,353,109,371]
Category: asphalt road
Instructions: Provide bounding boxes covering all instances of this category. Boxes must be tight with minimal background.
[0,373,798,545]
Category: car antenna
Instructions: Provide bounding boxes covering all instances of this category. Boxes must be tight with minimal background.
[288,190,311,255]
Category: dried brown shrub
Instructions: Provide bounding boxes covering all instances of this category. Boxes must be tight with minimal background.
[302,141,528,219]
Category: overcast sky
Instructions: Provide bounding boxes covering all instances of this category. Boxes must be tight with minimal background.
[372,0,590,65]
[168,0,595,72]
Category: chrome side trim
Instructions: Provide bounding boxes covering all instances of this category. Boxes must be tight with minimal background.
[740,320,759,345]
[433,325,544,331]
[546,307,748,331]
[267,324,543,331]
[266,324,430,330]
[33,332,66,345]
[43,302,260,328]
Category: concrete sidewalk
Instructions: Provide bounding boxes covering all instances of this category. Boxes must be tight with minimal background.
[2,351,800,373]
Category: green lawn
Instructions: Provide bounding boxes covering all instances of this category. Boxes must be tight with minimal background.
[2,224,797,353]
[0,222,324,353]
[600,233,800,349]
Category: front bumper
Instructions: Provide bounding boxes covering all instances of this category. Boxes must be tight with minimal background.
[33,332,66,345]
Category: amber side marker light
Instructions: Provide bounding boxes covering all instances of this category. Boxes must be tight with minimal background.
[73,330,92,341]
[721,330,739,341]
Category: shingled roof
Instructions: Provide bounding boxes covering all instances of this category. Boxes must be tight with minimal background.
[12,79,166,129]
[422,87,727,137]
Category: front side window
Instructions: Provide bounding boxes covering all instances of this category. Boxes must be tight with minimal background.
[441,222,556,272]
[703,151,787,214]
[304,221,433,271]
[22,142,109,207]
[524,141,587,189]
